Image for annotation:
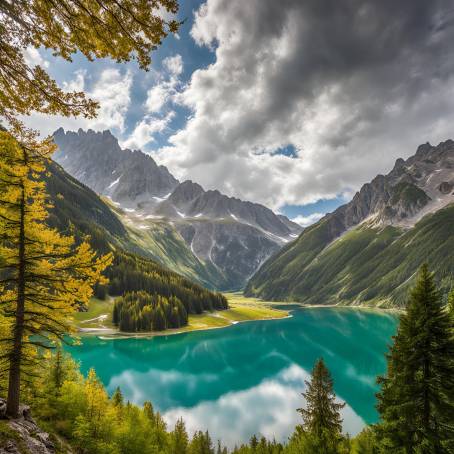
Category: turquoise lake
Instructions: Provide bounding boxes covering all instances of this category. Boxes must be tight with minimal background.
[67,307,398,447]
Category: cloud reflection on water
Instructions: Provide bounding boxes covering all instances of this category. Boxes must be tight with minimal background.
[164,364,364,448]
[109,363,364,448]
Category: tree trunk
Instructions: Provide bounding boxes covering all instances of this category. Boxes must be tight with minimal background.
[6,185,26,418]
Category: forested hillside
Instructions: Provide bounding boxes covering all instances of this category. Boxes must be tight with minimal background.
[45,161,127,251]
[246,204,454,307]
[45,161,228,329]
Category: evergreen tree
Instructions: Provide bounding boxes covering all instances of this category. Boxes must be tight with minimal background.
[143,401,155,422]
[152,305,167,331]
[216,440,228,454]
[250,434,258,450]
[448,287,454,320]
[0,132,111,417]
[377,264,454,453]
[51,349,64,392]
[297,358,345,453]
[170,418,189,454]
[112,386,124,408]
[153,411,169,452]
[189,430,214,454]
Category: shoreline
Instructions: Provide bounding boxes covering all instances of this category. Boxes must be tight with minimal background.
[78,312,294,339]
[297,303,404,314]
[76,300,401,340]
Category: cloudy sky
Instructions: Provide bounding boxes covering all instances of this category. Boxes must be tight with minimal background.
[23,0,454,224]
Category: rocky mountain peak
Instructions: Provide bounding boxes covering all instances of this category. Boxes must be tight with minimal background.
[53,128,179,203]
[169,180,205,206]
[415,142,433,156]
[308,139,454,243]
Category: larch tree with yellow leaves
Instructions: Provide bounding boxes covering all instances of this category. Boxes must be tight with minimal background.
[0,0,180,127]
[0,131,112,417]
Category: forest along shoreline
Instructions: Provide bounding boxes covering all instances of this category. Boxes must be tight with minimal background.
[73,293,402,340]
[73,293,293,339]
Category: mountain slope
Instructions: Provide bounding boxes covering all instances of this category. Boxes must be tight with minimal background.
[45,161,127,249]
[246,140,454,307]
[44,161,227,310]
[53,128,302,289]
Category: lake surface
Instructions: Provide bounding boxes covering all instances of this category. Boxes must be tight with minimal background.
[67,307,398,447]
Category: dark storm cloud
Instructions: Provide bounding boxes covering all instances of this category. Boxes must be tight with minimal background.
[251,0,454,145]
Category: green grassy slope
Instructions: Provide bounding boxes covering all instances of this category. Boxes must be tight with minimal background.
[45,162,229,289]
[44,162,227,304]
[108,204,231,290]
[45,161,127,250]
[246,204,454,307]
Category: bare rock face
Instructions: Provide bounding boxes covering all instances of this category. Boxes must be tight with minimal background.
[281,139,454,254]
[439,181,453,194]
[53,128,179,204]
[0,399,59,454]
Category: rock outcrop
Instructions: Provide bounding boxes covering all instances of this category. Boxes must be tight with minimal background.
[0,399,62,454]
[295,139,454,246]
[53,128,179,204]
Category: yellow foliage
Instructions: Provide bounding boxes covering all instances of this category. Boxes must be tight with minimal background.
[0,131,112,415]
[0,0,180,125]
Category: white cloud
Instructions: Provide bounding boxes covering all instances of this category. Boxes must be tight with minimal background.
[144,55,184,114]
[121,112,175,150]
[22,46,49,68]
[292,213,325,228]
[145,83,171,113]
[62,69,86,92]
[163,54,183,76]
[21,67,133,137]
[90,68,133,132]
[119,54,184,150]
[153,0,454,210]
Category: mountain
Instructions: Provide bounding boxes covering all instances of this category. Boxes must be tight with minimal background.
[246,140,454,307]
[44,161,227,313]
[53,128,302,290]
[53,128,178,203]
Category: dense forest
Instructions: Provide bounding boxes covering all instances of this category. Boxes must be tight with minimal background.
[101,251,228,313]
[113,291,189,332]
[100,251,228,332]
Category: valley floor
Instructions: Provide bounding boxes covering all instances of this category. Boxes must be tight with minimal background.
[73,293,291,338]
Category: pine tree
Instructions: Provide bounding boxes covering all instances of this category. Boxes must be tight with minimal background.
[216,440,227,454]
[297,358,345,452]
[169,418,189,454]
[112,386,124,408]
[143,401,155,422]
[250,434,258,450]
[448,287,454,320]
[0,131,112,417]
[51,349,64,392]
[189,430,214,454]
[377,264,454,453]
